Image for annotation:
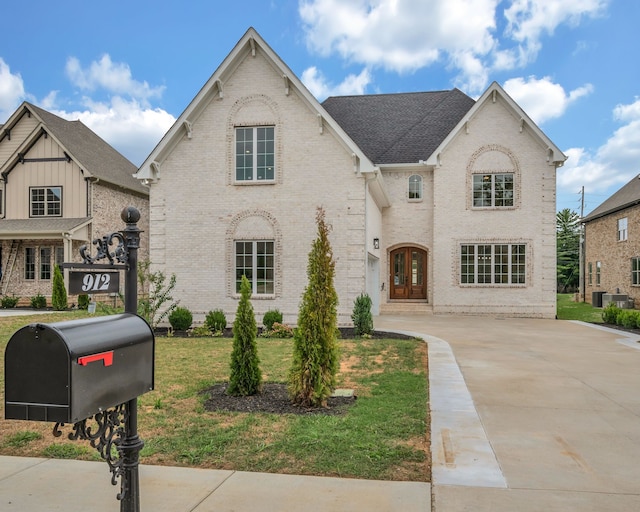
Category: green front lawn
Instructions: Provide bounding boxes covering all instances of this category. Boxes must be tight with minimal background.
[0,311,429,482]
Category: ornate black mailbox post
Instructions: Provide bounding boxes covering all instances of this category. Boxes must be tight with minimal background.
[5,206,151,512]
[59,206,146,512]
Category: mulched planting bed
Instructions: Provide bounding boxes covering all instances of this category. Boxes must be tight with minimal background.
[203,382,356,415]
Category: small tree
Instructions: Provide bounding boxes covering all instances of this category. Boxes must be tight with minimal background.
[51,265,68,311]
[228,275,262,396]
[137,261,179,329]
[352,293,373,336]
[288,207,339,407]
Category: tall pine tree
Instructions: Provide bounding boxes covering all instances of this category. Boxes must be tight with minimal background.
[228,274,262,396]
[288,207,339,407]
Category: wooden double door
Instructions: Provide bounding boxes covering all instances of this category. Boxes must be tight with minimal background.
[390,247,428,300]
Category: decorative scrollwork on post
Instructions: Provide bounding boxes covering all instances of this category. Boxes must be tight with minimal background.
[53,403,129,500]
[80,232,128,265]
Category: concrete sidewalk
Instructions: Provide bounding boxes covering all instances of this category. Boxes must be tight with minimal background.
[0,456,429,511]
[3,315,640,511]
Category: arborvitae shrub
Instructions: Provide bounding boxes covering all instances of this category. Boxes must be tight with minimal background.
[228,275,262,396]
[288,207,339,407]
[263,309,283,331]
[168,306,193,331]
[51,265,68,311]
[78,294,90,310]
[352,293,373,336]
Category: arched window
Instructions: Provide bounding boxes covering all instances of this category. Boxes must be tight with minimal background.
[408,175,422,200]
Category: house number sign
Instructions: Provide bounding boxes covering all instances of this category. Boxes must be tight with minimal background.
[69,271,120,294]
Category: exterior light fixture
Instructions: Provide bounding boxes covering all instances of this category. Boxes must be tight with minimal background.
[373,238,380,249]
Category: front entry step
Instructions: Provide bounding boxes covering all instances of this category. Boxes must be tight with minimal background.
[379,302,433,315]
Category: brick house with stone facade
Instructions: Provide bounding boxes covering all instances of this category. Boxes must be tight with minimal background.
[582,174,640,306]
[135,28,566,324]
[0,102,149,303]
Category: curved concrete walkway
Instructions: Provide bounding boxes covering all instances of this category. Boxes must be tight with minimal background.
[376,315,640,511]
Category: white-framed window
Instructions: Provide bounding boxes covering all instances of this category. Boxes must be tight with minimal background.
[25,248,35,280]
[618,217,628,241]
[408,175,422,200]
[40,247,52,280]
[235,126,275,182]
[588,262,593,285]
[460,243,526,285]
[30,186,62,217]
[55,246,64,270]
[235,240,274,295]
[472,174,514,208]
[596,261,601,286]
[632,258,640,286]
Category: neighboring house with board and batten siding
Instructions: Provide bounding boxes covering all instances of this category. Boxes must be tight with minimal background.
[0,103,149,303]
[134,28,566,324]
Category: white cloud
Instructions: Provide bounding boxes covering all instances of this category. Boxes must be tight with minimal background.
[66,54,165,105]
[301,66,372,100]
[299,0,609,94]
[0,58,26,122]
[504,0,609,65]
[56,96,175,166]
[558,97,640,198]
[503,76,593,125]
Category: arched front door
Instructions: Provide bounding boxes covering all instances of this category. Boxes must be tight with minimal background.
[390,247,428,300]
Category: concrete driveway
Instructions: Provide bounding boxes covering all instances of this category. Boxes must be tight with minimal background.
[376,315,640,511]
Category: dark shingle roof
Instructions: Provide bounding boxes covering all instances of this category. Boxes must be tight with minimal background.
[25,103,147,195]
[322,89,475,165]
[582,174,640,222]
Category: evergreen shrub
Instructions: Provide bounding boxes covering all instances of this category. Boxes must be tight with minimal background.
[205,309,227,332]
[228,275,262,396]
[352,293,373,336]
[30,294,47,309]
[1,295,19,308]
[51,265,68,311]
[262,309,283,331]
[168,306,193,331]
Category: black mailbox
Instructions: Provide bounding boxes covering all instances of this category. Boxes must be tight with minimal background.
[5,313,154,424]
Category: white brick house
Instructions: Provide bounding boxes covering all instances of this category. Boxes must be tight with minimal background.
[135,28,566,324]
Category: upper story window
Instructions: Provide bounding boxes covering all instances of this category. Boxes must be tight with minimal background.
[618,217,628,241]
[473,174,514,208]
[408,175,423,200]
[235,126,275,182]
[30,187,62,217]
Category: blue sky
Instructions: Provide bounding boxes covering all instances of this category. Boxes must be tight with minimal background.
[0,0,637,216]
